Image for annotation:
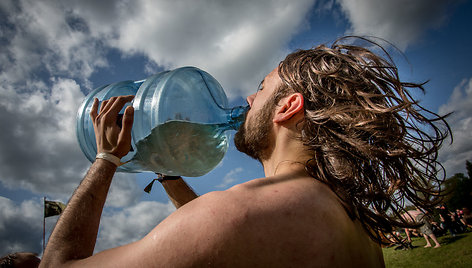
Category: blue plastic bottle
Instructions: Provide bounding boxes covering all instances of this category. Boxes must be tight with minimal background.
[76,67,248,177]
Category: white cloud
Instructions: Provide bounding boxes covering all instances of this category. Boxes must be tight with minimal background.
[216,167,243,188]
[336,0,453,50]
[438,78,472,176]
[68,0,316,98]
[2,0,319,98]
[0,78,88,196]
[0,196,175,256]
[0,197,43,256]
[0,0,108,85]
[95,201,175,252]
[106,174,142,208]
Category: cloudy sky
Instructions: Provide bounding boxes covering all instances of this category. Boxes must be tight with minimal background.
[1,0,471,256]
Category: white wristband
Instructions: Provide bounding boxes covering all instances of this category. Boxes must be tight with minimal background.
[96,152,121,167]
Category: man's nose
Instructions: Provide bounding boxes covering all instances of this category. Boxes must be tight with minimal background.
[246,93,256,107]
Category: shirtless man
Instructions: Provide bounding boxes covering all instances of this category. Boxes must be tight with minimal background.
[40,37,449,267]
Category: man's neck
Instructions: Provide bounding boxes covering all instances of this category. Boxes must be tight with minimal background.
[261,140,311,177]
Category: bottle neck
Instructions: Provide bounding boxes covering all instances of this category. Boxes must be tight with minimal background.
[223,105,249,131]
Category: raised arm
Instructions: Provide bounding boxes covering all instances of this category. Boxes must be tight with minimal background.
[40,95,134,267]
[40,95,243,268]
[158,176,198,208]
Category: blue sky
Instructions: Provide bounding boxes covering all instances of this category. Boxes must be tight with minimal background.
[1,0,471,256]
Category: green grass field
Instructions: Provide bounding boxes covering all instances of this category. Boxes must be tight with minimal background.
[383,231,472,267]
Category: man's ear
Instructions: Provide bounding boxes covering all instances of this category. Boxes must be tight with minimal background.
[273,93,304,123]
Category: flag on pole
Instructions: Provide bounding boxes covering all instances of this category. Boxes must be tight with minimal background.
[44,199,66,217]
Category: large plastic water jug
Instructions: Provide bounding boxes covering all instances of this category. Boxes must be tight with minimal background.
[76,67,248,177]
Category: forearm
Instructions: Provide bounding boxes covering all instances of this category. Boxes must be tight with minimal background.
[40,159,116,267]
[160,178,198,209]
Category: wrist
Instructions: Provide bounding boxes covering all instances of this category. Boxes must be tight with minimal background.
[143,175,182,194]
[157,174,181,183]
[96,152,121,167]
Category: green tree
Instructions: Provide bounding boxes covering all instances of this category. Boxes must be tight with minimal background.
[443,161,472,210]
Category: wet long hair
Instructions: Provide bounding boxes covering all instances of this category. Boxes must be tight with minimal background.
[277,36,451,244]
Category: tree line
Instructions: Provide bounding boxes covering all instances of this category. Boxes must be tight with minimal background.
[443,160,472,210]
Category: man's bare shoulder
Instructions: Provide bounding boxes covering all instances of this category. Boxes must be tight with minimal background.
[132,176,384,267]
[223,176,385,267]
[85,190,245,267]
[182,176,383,267]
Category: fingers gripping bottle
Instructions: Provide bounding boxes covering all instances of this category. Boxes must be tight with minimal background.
[76,67,248,177]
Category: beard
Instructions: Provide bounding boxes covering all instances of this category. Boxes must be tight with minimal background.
[234,97,276,162]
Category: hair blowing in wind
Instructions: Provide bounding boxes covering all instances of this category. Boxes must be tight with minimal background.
[277,36,451,244]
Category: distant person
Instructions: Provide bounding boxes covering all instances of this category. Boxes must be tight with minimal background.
[402,210,440,248]
[415,212,441,248]
[439,204,456,236]
[462,207,472,228]
[0,252,40,268]
[451,209,466,233]
[402,210,422,244]
[456,209,465,226]
[40,37,449,267]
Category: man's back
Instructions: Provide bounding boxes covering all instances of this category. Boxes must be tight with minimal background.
[218,172,384,267]
[134,171,384,267]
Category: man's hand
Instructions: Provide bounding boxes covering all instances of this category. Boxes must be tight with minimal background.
[90,95,134,158]
[41,95,134,267]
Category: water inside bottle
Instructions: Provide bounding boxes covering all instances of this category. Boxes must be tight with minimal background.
[131,120,228,177]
